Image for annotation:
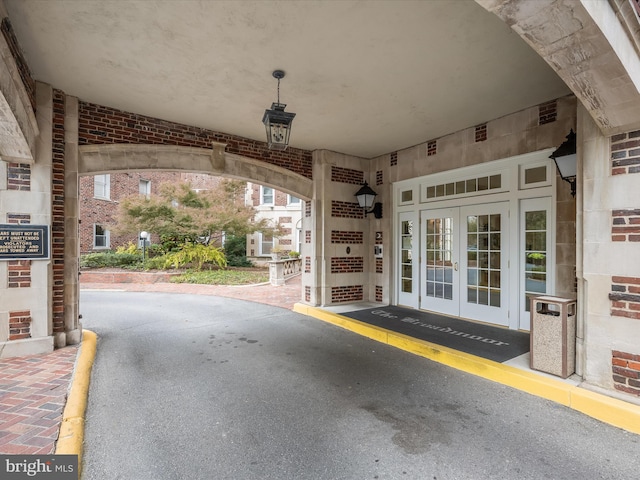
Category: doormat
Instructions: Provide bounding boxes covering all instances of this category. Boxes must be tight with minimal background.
[341,306,530,363]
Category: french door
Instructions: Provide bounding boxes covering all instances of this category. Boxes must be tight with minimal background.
[421,208,460,316]
[418,202,510,326]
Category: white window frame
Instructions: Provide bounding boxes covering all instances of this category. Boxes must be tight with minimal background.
[94,224,110,249]
[261,186,274,205]
[259,232,273,255]
[139,179,151,198]
[94,174,111,200]
[287,194,301,206]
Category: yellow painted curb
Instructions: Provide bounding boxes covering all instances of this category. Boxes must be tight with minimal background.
[56,329,98,473]
[293,303,640,435]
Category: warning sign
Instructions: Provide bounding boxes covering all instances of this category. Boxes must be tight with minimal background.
[0,225,50,260]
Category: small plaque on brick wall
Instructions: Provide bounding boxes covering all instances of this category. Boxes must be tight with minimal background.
[0,225,50,260]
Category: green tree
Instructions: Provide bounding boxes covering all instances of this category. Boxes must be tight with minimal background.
[115,179,281,253]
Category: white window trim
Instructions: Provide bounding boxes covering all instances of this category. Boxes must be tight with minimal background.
[94,174,111,200]
[93,224,110,249]
[258,232,273,255]
[139,179,151,198]
[260,186,274,206]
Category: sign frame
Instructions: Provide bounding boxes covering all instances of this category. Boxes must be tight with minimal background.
[0,224,50,261]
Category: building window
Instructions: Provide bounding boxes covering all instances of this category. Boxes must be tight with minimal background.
[94,174,110,200]
[94,224,110,249]
[261,186,274,205]
[259,232,273,255]
[139,179,151,198]
[288,195,301,205]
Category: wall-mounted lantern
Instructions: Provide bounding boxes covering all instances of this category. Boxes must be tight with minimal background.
[355,182,383,219]
[262,70,296,151]
[549,129,577,197]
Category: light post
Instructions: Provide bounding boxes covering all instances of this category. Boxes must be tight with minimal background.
[140,231,149,264]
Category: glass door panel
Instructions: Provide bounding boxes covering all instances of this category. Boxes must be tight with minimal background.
[519,198,552,330]
[460,203,509,326]
[421,208,459,316]
[398,211,418,308]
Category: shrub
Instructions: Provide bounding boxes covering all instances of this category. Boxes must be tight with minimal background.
[163,243,227,270]
[80,251,141,268]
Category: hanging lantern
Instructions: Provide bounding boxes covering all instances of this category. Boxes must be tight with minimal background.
[262,70,296,151]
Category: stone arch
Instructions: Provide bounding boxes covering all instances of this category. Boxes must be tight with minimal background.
[78,143,313,200]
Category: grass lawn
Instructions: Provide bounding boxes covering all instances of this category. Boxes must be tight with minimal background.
[171,268,269,285]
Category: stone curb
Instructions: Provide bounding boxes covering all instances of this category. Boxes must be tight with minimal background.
[293,303,640,435]
[55,330,98,474]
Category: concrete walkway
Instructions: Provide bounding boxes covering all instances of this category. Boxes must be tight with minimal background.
[0,275,301,455]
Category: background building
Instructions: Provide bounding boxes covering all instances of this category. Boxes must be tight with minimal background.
[79,172,223,253]
[245,182,303,265]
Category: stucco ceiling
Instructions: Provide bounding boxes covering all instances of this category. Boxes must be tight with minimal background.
[4,0,571,159]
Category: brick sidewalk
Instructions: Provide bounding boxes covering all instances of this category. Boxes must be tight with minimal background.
[0,274,302,454]
[0,345,79,454]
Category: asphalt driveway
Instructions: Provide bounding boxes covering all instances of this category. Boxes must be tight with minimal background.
[80,291,640,480]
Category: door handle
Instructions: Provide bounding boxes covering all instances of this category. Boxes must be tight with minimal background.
[454,262,458,271]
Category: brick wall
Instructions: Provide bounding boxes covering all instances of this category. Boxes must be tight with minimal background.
[611,130,640,175]
[330,257,364,274]
[475,124,487,142]
[611,209,640,242]
[304,256,311,273]
[331,201,364,219]
[51,90,65,336]
[78,101,313,179]
[538,100,557,125]
[330,166,363,185]
[331,285,363,303]
[390,151,397,167]
[609,276,640,320]
[6,214,33,290]
[8,260,31,288]
[427,140,437,156]
[331,231,363,244]
[612,350,640,396]
[305,286,311,302]
[7,163,30,190]
[8,310,31,341]
[376,285,383,302]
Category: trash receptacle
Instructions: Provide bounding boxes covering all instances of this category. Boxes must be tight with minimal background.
[530,296,577,378]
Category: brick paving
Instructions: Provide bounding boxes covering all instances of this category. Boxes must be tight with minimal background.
[0,345,79,454]
[0,274,301,454]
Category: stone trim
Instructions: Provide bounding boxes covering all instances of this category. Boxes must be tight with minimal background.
[612,350,640,396]
[0,18,35,110]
